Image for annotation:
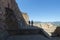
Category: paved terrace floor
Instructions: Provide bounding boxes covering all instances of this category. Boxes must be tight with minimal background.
[7,35,60,40]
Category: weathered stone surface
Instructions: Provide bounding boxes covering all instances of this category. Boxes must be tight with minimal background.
[33,22,57,36]
[0,0,27,30]
[0,30,9,40]
[22,13,29,24]
[0,0,28,36]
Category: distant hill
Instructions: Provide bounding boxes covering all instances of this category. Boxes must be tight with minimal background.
[51,22,60,26]
[34,21,60,26]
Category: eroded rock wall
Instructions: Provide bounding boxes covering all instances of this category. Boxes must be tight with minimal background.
[0,0,27,30]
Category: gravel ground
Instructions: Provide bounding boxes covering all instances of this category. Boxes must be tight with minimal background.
[7,35,60,40]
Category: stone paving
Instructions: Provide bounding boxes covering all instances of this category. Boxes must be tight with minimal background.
[7,35,60,40]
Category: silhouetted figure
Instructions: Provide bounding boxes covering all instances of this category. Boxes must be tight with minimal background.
[31,20,33,26]
[28,21,30,26]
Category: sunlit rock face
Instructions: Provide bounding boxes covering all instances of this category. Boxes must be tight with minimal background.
[41,23,57,36]
[22,13,29,24]
[0,0,26,30]
[33,22,57,36]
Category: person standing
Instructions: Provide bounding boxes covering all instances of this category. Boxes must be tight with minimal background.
[28,21,30,26]
[31,20,33,26]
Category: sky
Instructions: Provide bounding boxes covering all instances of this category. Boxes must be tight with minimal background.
[16,0,60,22]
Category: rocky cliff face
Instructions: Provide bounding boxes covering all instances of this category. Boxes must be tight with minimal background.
[0,0,27,30]
[41,23,57,36]
[22,13,29,24]
[33,22,57,36]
